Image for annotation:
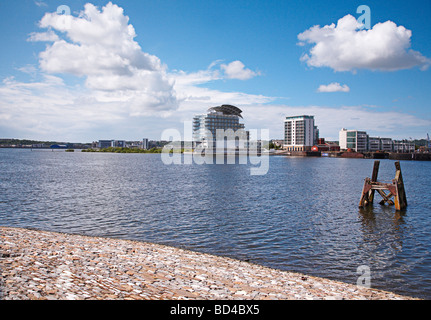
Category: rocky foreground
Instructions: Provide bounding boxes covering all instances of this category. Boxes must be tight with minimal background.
[0,227,417,300]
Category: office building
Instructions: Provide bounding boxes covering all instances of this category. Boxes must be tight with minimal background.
[98,140,114,149]
[368,137,380,152]
[393,140,415,153]
[112,140,126,148]
[340,129,416,153]
[339,129,369,152]
[97,140,126,148]
[368,137,394,152]
[380,138,393,152]
[284,115,318,151]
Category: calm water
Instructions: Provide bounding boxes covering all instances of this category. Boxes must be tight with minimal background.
[1,148,431,299]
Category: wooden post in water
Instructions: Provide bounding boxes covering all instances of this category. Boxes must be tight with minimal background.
[368,160,380,204]
[393,161,407,210]
[359,161,407,211]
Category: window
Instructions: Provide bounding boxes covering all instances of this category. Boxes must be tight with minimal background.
[347,143,356,148]
[347,132,356,137]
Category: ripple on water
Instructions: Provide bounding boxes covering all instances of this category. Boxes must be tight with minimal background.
[0,150,430,299]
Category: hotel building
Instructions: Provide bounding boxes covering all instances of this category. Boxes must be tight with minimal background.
[193,105,246,149]
[284,115,318,151]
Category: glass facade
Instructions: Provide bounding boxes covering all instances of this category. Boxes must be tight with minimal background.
[339,129,404,152]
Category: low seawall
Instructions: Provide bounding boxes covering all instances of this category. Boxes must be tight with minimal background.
[0,227,417,300]
[274,150,431,161]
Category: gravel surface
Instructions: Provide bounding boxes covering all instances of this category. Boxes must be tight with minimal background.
[0,227,417,300]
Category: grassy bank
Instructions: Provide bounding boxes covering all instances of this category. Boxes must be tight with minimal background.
[82,147,163,153]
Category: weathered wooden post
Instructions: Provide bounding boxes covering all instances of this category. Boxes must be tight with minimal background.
[359,161,407,211]
[369,160,380,204]
[393,162,407,211]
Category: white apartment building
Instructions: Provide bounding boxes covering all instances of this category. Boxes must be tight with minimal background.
[284,115,318,151]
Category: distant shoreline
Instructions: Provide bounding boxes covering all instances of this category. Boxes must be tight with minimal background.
[2,147,431,161]
[82,147,163,154]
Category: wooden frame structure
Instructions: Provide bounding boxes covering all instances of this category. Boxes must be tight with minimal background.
[359,161,407,211]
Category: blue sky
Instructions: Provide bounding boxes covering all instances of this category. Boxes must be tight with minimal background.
[0,0,430,142]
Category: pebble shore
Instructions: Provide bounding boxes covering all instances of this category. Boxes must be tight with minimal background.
[0,227,417,300]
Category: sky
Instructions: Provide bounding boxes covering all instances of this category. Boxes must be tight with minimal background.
[0,0,430,142]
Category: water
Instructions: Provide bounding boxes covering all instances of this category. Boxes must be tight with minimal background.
[1,148,431,299]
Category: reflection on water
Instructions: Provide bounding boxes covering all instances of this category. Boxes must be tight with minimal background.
[1,149,431,298]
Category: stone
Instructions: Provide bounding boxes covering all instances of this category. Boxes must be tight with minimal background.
[0,227,419,301]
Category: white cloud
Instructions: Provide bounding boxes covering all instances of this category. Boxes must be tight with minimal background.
[220,60,259,80]
[171,63,273,116]
[1,74,429,141]
[34,1,47,7]
[17,65,38,75]
[25,2,262,123]
[169,60,271,118]
[317,82,350,93]
[27,30,59,42]
[298,14,431,72]
[34,2,178,114]
[3,2,269,140]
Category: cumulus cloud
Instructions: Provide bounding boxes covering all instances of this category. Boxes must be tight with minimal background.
[33,2,178,113]
[27,30,59,42]
[171,61,272,113]
[27,2,262,119]
[5,2,270,139]
[317,82,350,93]
[298,14,430,72]
[220,60,259,80]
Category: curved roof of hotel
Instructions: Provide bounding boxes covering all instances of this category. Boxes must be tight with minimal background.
[208,105,243,118]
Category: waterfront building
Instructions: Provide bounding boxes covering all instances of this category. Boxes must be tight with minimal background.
[380,138,393,152]
[368,137,393,152]
[98,140,114,149]
[311,138,340,152]
[340,130,415,153]
[112,140,126,148]
[271,139,284,148]
[142,138,149,150]
[284,115,318,151]
[125,141,142,149]
[97,140,126,148]
[339,129,368,152]
[193,105,246,150]
[368,137,380,152]
[393,140,415,153]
